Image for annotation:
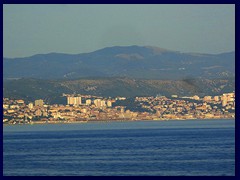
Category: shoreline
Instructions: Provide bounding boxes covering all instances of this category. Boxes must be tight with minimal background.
[3,117,235,126]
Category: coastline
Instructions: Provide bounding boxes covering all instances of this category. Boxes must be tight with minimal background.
[3,117,235,126]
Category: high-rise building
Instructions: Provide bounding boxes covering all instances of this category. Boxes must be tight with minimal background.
[75,97,82,105]
[67,97,74,105]
[67,96,82,105]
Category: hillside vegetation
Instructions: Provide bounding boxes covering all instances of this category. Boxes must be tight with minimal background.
[3,77,235,104]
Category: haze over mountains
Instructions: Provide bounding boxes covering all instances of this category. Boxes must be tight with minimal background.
[3,45,235,80]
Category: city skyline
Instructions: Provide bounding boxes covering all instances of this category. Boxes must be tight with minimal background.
[3,4,235,58]
[3,91,235,125]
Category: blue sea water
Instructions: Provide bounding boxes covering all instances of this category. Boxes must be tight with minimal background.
[3,119,235,176]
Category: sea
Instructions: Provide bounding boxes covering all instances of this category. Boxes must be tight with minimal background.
[3,119,235,176]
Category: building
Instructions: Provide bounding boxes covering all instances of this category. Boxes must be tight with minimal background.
[86,99,92,105]
[35,99,44,107]
[213,96,219,102]
[222,100,227,107]
[221,95,228,103]
[35,109,42,116]
[28,103,34,109]
[100,100,106,107]
[67,96,82,105]
[203,96,212,101]
[67,97,74,105]
[16,99,24,104]
[192,95,200,100]
[74,97,82,105]
[94,99,101,108]
[3,104,9,109]
[107,100,112,107]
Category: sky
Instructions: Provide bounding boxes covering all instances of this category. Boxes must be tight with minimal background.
[3,4,235,58]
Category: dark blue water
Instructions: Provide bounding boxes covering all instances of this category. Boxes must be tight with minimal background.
[3,119,235,176]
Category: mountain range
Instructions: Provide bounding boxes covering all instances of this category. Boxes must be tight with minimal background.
[3,45,235,102]
[3,45,235,80]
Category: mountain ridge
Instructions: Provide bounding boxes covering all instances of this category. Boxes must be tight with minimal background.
[3,45,235,80]
[4,45,234,59]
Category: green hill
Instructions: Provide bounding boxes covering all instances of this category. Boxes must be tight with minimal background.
[3,77,235,104]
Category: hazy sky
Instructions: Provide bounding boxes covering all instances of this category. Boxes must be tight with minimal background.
[3,4,235,58]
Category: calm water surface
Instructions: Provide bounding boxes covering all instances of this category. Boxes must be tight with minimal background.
[3,119,235,176]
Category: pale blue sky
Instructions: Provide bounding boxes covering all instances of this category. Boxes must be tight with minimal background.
[3,4,235,58]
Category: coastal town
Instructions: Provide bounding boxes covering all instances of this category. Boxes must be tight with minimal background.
[3,92,235,125]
